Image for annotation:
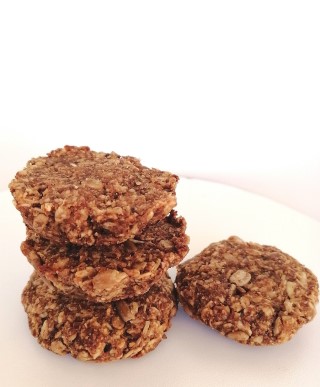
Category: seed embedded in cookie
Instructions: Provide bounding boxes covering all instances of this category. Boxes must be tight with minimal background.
[21,211,189,302]
[175,236,319,345]
[9,146,178,246]
[22,272,177,362]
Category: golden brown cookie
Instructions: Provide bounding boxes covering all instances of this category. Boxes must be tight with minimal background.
[22,272,177,362]
[9,146,178,246]
[21,211,189,302]
[176,236,319,345]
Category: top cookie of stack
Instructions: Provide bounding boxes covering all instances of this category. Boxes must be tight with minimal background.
[9,146,179,246]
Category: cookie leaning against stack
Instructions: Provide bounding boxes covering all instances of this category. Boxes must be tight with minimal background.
[176,236,319,345]
[10,146,189,362]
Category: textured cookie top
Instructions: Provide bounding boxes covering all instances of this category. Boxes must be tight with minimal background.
[22,211,189,302]
[176,236,319,345]
[9,146,178,245]
[22,272,177,362]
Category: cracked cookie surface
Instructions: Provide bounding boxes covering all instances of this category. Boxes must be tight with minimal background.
[22,272,177,362]
[22,211,189,302]
[176,236,319,345]
[10,146,178,246]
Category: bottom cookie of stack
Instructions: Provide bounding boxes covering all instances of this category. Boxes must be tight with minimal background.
[22,272,177,362]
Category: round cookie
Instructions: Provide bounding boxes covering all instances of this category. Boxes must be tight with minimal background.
[9,146,178,246]
[22,272,177,362]
[176,236,319,345]
[21,211,189,302]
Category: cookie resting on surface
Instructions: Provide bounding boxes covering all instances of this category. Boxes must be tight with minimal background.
[9,146,178,246]
[175,236,319,345]
[21,211,189,302]
[22,272,177,362]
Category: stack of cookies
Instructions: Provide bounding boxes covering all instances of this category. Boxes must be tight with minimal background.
[9,146,189,362]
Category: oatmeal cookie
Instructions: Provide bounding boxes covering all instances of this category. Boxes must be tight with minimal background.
[22,272,177,362]
[21,211,189,302]
[9,146,178,245]
[176,236,319,345]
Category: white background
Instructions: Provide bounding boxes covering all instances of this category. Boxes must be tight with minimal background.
[0,1,319,220]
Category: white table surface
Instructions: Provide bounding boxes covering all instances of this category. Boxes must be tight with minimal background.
[1,178,319,387]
